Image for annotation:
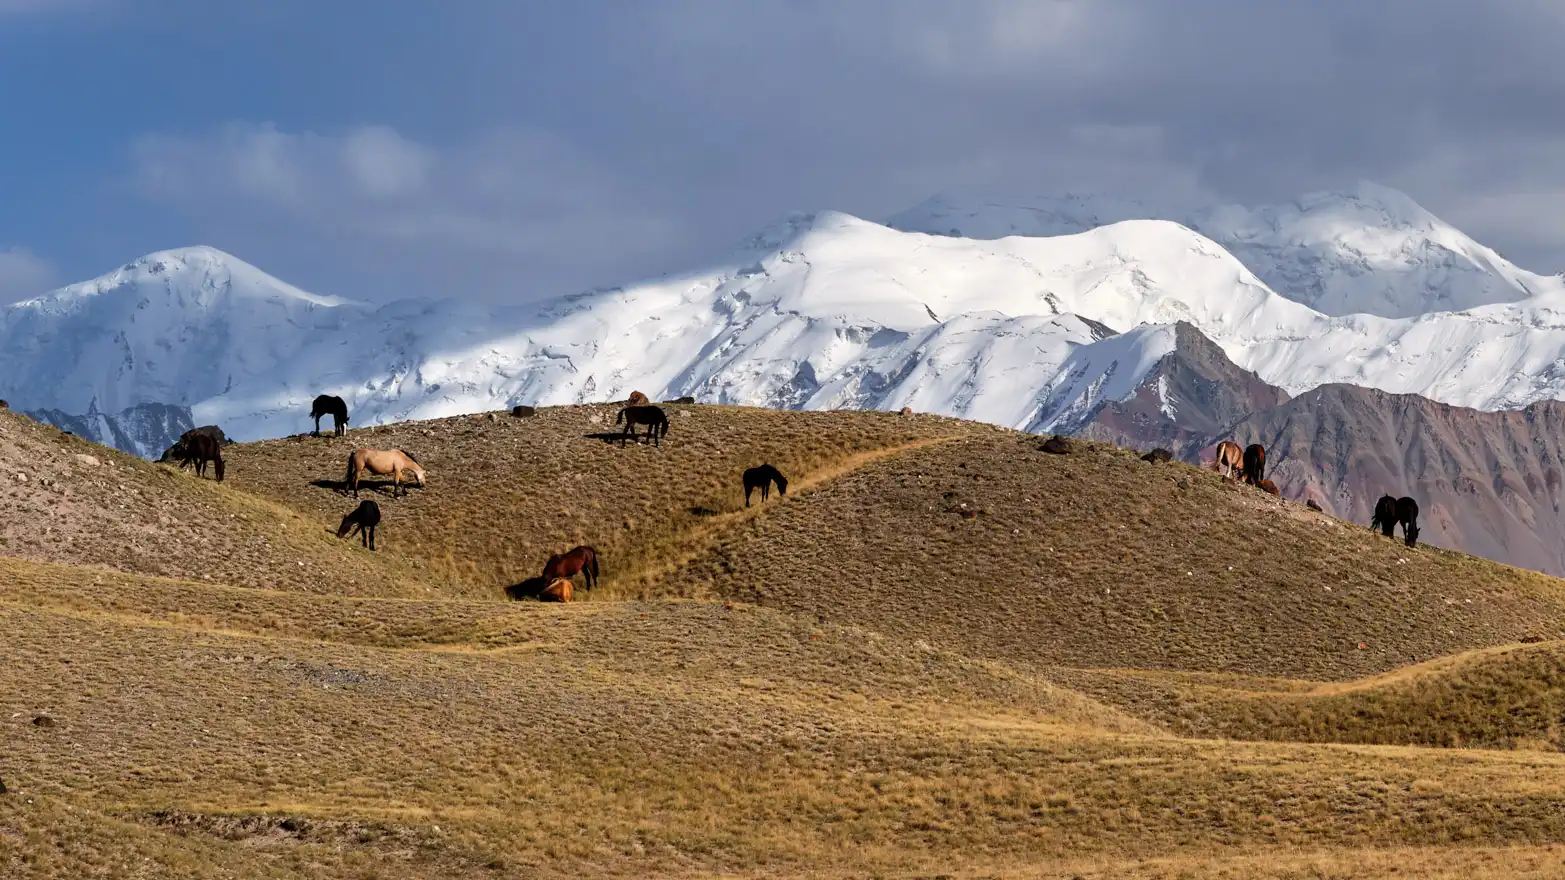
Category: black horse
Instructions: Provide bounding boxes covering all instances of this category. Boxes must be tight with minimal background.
[311,394,349,437]
[1370,495,1398,537]
[1370,494,1420,547]
[743,464,789,507]
[1141,447,1172,464]
[615,405,669,447]
[1242,443,1266,487]
[336,500,381,550]
[1396,496,1420,547]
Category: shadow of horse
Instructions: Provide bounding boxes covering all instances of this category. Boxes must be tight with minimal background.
[311,478,422,497]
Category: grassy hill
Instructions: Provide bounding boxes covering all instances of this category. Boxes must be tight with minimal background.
[6,404,1565,878]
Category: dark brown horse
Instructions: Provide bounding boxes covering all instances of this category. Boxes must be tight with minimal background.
[336,499,381,550]
[743,464,788,506]
[1141,447,1172,464]
[311,394,349,437]
[1242,444,1266,487]
[616,405,669,447]
[180,432,225,481]
[1396,496,1421,547]
[541,545,599,589]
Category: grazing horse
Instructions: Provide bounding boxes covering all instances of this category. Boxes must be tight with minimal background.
[538,577,575,603]
[336,500,382,550]
[615,405,669,447]
[345,448,426,498]
[625,390,650,407]
[541,545,599,589]
[1040,435,1072,455]
[160,425,231,467]
[1257,479,1280,497]
[180,432,225,482]
[311,394,349,437]
[1212,440,1244,481]
[1396,496,1421,547]
[1242,444,1266,487]
[511,405,536,418]
[1141,447,1172,464]
[1306,499,1323,512]
[743,464,788,506]
[1370,494,1399,538]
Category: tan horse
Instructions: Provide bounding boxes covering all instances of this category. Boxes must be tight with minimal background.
[1212,440,1244,482]
[538,577,574,602]
[345,448,426,498]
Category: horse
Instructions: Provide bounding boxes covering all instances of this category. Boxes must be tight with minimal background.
[538,578,575,603]
[511,405,536,418]
[311,394,349,437]
[1141,448,1172,464]
[1370,494,1398,538]
[663,396,696,405]
[1212,440,1243,481]
[541,545,599,589]
[336,500,382,550]
[505,576,550,600]
[1040,435,1072,455]
[743,464,789,506]
[180,432,225,482]
[1305,499,1323,512]
[1396,496,1421,547]
[160,425,231,466]
[1257,479,1280,497]
[344,448,425,498]
[625,391,650,407]
[615,405,669,447]
[1242,443,1266,487]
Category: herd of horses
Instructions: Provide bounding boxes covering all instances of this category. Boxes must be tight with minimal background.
[1210,439,1422,547]
[148,393,1430,602]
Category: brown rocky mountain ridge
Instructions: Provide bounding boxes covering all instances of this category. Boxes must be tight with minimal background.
[1077,322,1565,576]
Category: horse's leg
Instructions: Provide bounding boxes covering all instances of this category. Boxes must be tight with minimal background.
[745,484,752,507]
[369,525,376,551]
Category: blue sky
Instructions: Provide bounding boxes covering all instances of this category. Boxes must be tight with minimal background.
[6,1,1565,304]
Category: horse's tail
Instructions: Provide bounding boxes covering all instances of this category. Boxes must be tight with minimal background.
[588,547,599,582]
[345,452,358,489]
[615,407,627,425]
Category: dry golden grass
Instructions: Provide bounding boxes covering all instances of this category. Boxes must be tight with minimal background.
[674,434,1565,680]
[7,405,1565,878]
[225,404,999,598]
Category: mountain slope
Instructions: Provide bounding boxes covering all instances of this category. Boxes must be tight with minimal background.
[887,181,1564,319]
[1219,384,1565,576]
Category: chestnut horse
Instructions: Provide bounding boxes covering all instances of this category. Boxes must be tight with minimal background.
[625,391,650,407]
[345,448,426,498]
[542,545,599,589]
[1212,440,1243,481]
[1257,479,1280,497]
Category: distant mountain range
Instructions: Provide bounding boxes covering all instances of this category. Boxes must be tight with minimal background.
[5,182,1565,572]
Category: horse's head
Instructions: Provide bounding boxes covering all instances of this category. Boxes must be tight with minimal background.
[1405,525,1420,547]
[214,459,226,482]
[336,513,355,539]
[409,464,427,487]
[775,473,788,495]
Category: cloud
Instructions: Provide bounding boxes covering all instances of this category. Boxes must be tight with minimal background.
[0,247,57,302]
[130,123,683,301]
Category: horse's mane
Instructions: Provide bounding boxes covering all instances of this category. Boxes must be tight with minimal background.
[399,450,419,463]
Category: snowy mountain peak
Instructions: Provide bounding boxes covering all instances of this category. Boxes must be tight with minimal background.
[887,182,1563,319]
[18,246,356,316]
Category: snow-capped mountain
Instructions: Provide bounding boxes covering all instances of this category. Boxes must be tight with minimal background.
[7,182,1565,461]
[887,181,1564,319]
